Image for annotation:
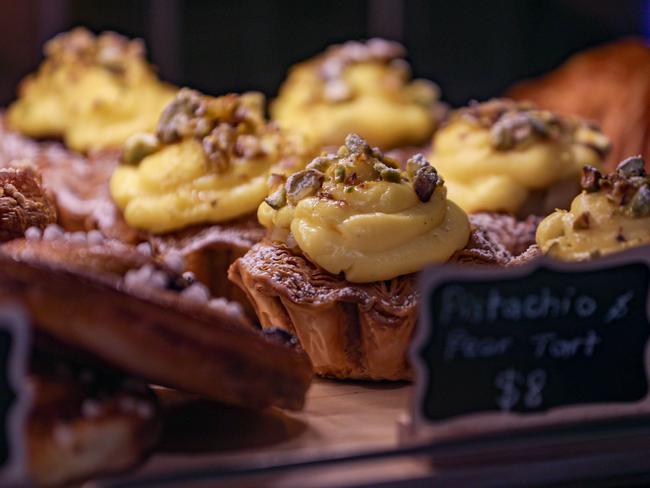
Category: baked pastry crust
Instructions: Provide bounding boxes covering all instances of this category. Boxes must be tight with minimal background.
[149,216,266,314]
[0,117,265,307]
[0,243,312,410]
[26,349,160,487]
[229,214,537,380]
[0,115,126,237]
[0,166,56,241]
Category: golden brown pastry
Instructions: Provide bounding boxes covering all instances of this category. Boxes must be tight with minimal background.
[507,38,650,171]
[0,239,313,410]
[2,225,254,328]
[0,115,262,312]
[230,134,530,380]
[26,350,160,487]
[537,156,650,260]
[0,116,125,239]
[430,98,610,217]
[7,27,175,152]
[107,89,307,309]
[0,166,56,241]
[272,39,444,151]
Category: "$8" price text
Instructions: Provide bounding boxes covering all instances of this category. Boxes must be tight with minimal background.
[494,368,547,412]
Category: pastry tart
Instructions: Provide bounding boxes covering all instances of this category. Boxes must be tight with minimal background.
[0,116,128,239]
[430,98,611,217]
[537,155,650,260]
[6,28,175,152]
[0,229,313,410]
[272,38,444,151]
[109,88,306,306]
[26,347,160,487]
[229,134,533,380]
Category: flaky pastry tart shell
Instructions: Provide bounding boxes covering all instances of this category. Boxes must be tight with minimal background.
[229,214,539,381]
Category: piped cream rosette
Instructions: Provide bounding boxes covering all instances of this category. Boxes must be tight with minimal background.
[258,133,470,283]
[272,39,443,152]
[110,88,306,234]
[430,99,610,215]
[7,27,174,152]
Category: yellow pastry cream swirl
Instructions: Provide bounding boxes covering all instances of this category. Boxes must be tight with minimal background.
[7,27,175,152]
[111,88,306,234]
[537,156,650,260]
[271,39,443,151]
[258,134,470,283]
[430,99,611,214]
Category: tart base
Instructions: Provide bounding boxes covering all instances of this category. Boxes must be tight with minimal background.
[229,214,540,381]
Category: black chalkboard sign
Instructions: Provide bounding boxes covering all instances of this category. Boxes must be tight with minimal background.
[411,248,650,426]
[0,305,30,484]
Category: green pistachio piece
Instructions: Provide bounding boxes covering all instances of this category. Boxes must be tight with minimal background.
[406,154,429,180]
[490,123,514,150]
[285,169,325,205]
[382,155,399,169]
[307,156,330,172]
[337,145,350,157]
[380,167,402,182]
[333,165,346,183]
[617,156,646,177]
[156,88,203,143]
[264,186,287,210]
[122,133,160,165]
[630,184,650,217]
[413,165,441,202]
[344,133,369,154]
[581,165,602,193]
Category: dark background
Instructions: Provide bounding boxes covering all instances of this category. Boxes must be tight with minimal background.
[0,0,644,107]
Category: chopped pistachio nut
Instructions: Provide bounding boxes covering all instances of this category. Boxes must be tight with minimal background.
[617,155,645,177]
[380,167,402,182]
[344,133,369,154]
[44,27,144,77]
[413,165,442,203]
[581,165,602,193]
[580,156,650,218]
[373,162,401,182]
[334,165,346,183]
[122,133,160,165]
[307,156,331,172]
[461,99,609,155]
[156,88,204,144]
[151,88,273,173]
[268,135,443,209]
[406,154,430,180]
[285,169,325,205]
[630,184,650,217]
[265,186,287,210]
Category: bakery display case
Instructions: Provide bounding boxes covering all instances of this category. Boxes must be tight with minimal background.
[1,1,650,486]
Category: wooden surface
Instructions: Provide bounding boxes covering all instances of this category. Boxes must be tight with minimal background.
[100,379,429,487]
